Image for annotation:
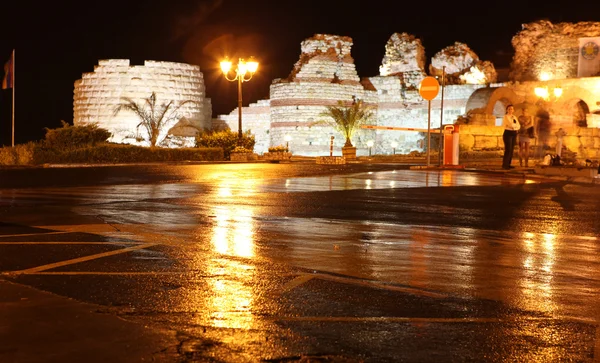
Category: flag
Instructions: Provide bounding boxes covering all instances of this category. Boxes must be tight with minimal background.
[2,52,13,89]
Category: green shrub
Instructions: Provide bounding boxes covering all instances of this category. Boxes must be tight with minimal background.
[0,143,223,165]
[44,121,112,151]
[195,130,255,159]
[268,145,288,152]
[232,146,253,153]
[42,144,223,164]
[0,142,45,166]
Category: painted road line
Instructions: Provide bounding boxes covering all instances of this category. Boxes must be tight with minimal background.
[313,273,447,299]
[0,242,144,245]
[26,271,191,276]
[0,231,71,238]
[4,243,157,275]
[279,274,316,293]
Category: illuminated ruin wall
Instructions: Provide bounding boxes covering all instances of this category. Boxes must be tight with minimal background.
[74,59,212,147]
[511,20,600,81]
[215,34,486,156]
[216,31,600,157]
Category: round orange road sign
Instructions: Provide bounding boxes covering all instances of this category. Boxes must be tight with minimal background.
[419,76,440,101]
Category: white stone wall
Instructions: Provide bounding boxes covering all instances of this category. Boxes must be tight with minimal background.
[214,99,271,153]
[74,59,211,147]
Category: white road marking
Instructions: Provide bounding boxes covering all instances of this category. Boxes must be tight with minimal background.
[4,243,157,275]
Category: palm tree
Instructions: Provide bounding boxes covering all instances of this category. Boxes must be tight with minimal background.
[113,92,194,147]
[319,98,375,147]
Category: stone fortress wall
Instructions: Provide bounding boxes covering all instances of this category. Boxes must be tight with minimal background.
[74,59,212,147]
[216,33,500,156]
[216,21,600,158]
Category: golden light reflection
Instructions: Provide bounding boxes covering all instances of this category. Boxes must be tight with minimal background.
[441,172,454,186]
[519,232,557,315]
[365,179,372,189]
[206,258,255,330]
[212,206,255,258]
[200,175,259,330]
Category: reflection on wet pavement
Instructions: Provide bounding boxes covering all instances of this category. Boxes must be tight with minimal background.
[257,170,541,192]
[2,166,599,361]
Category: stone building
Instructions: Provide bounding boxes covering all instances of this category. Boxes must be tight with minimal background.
[74,59,212,147]
[215,34,496,156]
[216,23,600,158]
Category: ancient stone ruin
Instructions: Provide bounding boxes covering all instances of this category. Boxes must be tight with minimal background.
[429,42,497,85]
[511,20,600,81]
[73,59,212,147]
[379,33,427,89]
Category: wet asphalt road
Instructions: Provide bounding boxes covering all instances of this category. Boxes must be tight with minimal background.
[1,162,600,362]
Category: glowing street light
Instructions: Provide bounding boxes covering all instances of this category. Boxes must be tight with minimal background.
[367,140,374,156]
[391,141,398,155]
[220,57,259,141]
[534,86,563,101]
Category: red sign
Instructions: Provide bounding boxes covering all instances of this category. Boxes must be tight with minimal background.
[419,76,440,101]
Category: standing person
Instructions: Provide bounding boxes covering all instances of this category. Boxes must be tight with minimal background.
[555,128,566,157]
[502,104,520,169]
[517,107,534,167]
[536,110,551,159]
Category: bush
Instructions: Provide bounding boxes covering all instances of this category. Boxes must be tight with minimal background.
[268,145,288,152]
[40,144,223,164]
[44,121,112,151]
[0,142,44,166]
[195,130,255,159]
[0,143,223,165]
[232,146,253,153]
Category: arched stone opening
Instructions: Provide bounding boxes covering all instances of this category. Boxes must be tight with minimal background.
[554,98,591,129]
[465,87,521,126]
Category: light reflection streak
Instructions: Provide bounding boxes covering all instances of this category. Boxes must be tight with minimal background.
[519,231,557,315]
[203,176,259,330]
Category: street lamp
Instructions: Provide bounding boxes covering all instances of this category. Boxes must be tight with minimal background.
[367,140,374,156]
[220,57,259,141]
[284,135,291,152]
[391,141,398,155]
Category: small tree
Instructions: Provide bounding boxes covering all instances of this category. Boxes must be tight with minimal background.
[318,98,374,147]
[113,92,194,147]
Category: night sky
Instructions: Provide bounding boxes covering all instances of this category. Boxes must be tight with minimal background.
[1,0,599,145]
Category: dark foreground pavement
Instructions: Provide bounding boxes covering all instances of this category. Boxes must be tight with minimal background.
[1,162,600,362]
[0,279,178,362]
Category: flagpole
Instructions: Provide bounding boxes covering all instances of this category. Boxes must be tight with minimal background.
[11,49,15,147]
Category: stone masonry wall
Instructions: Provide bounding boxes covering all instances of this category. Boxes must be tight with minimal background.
[74,59,211,146]
[511,20,600,81]
[368,78,485,154]
[214,99,271,153]
[459,124,600,159]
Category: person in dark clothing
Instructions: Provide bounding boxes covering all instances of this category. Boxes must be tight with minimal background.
[502,104,520,169]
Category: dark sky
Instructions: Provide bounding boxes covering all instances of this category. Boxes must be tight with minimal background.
[1,0,599,145]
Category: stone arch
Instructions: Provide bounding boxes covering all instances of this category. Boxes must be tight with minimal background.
[465,87,522,116]
[554,97,591,128]
[556,86,597,112]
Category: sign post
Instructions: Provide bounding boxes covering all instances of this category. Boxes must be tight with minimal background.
[419,76,440,167]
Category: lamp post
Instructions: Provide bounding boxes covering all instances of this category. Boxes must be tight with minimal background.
[367,140,374,156]
[284,135,291,152]
[220,57,259,142]
[391,141,398,155]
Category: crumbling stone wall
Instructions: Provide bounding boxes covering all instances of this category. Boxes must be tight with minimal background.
[379,33,427,89]
[430,42,497,85]
[511,20,600,81]
[74,59,211,146]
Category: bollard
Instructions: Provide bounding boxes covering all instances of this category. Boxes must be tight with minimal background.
[330,136,334,156]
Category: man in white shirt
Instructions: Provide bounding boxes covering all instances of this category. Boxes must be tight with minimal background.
[501,104,520,169]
